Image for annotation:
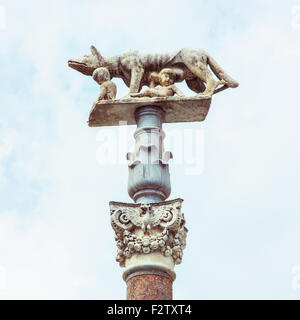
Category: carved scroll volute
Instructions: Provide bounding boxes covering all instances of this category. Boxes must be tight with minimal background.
[110,207,134,235]
[109,199,187,267]
[156,199,183,231]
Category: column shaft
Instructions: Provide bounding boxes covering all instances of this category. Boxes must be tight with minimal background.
[126,270,173,300]
[127,105,172,203]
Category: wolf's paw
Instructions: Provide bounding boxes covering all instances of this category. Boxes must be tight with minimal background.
[196,92,213,98]
[218,80,226,86]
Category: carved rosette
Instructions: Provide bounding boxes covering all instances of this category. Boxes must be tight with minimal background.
[110,199,187,267]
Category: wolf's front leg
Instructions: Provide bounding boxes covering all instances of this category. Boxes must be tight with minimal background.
[129,67,144,94]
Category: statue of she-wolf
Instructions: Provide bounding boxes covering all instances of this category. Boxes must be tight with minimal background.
[68,46,239,96]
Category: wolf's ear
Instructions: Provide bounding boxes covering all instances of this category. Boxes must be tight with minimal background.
[90,45,105,64]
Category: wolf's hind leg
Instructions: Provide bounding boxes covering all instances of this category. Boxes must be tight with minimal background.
[187,62,218,95]
[129,66,144,94]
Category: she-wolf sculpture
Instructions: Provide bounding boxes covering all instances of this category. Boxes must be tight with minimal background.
[68,46,239,97]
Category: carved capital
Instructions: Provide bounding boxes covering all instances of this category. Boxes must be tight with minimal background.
[110,199,187,267]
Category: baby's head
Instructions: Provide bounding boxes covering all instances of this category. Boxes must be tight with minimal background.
[92,67,111,84]
[159,68,176,86]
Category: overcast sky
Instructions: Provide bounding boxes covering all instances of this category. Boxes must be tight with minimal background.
[0,0,300,299]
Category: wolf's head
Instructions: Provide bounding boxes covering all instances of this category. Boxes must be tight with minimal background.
[68,46,107,76]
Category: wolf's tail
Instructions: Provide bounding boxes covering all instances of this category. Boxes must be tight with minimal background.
[207,55,239,88]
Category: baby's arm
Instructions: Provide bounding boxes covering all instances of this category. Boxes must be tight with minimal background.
[148,72,160,88]
[172,85,184,97]
[97,84,108,101]
[107,82,117,99]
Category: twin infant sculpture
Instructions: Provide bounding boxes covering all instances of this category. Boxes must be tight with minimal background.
[92,66,184,101]
[68,46,239,102]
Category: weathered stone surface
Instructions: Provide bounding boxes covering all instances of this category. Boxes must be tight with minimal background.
[130,68,184,98]
[126,272,173,300]
[92,67,117,101]
[88,95,212,126]
[68,46,239,97]
[110,199,187,268]
[123,253,176,281]
[68,46,239,301]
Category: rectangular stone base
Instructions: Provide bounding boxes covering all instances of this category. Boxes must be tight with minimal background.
[88,95,212,127]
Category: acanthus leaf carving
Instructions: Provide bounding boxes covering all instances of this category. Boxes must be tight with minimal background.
[109,199,187,267]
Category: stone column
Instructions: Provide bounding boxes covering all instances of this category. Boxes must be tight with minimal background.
[125,269,173,300]
[110,199,187,300]
[68,43,236,301]
[110,106,187,300]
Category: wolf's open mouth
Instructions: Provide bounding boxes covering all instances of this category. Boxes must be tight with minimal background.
[68,59,86,67]
[68,59,93,75]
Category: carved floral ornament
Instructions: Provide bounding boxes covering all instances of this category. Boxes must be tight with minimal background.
[110,199,187,267]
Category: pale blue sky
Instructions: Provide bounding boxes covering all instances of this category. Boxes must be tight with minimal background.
[0,0,300,299]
